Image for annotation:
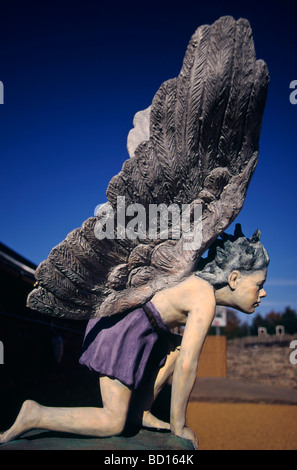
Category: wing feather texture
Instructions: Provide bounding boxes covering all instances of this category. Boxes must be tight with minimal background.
[27,16,269,319]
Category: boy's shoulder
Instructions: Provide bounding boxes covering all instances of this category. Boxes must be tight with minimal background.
[184,274,214,292]
[177,275,216,308]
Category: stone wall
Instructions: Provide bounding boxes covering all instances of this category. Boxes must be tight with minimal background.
[227,336,297,389]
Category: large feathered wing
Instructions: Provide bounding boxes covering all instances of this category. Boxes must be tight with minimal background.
[27,16,269,319]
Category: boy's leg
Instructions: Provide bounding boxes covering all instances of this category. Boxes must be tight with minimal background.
[133,335,181,429]
[146,342,180,407]
[0,376,131,444]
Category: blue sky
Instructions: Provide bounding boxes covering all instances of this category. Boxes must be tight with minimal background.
[0,0,296,320]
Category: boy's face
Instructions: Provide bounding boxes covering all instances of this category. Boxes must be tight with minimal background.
[229,268,267,314]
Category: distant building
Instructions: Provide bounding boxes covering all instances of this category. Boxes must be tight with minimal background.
[0,242,92,429]
[258,326,268,336]
[275,325,285,335]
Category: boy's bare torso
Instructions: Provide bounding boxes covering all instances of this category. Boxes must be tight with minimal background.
[151,275,215,329]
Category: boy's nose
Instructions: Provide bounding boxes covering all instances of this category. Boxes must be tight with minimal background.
[260,288,267,298]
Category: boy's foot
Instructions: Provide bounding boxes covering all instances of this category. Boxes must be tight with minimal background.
[0,399,40,444]
[142,410,170,430]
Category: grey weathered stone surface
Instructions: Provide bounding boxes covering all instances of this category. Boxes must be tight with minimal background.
[0,428,194,451]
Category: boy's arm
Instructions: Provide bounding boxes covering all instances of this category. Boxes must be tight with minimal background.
[170,287,216,448]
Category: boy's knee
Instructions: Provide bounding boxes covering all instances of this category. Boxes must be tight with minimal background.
[109,413,126,435]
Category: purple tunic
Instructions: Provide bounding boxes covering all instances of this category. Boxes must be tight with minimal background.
[79,302,169,390]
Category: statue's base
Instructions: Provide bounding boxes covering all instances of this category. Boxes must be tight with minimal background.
[0,427,194,451]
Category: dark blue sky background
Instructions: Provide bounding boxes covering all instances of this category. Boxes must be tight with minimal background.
[0,0,296,320]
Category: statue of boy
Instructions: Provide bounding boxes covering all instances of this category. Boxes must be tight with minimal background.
[1,16,270,449]
[0,226,269,449]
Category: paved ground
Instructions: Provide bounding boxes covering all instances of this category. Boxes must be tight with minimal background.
[187,377,297,450]
[191,377,297,404]
[187,401,297,450]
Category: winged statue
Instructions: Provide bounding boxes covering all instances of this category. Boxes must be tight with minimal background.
[27,16,269,321]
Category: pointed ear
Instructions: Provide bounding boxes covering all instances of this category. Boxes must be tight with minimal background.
[250,229,261,243]
[228,270,241,290]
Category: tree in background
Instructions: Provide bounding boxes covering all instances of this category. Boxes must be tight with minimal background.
[211,307,297,338]
[224,310,241,339]
[250,307,297,335]
[282,307,297,334]
[265,311,283,334]
[210,309,249,338]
